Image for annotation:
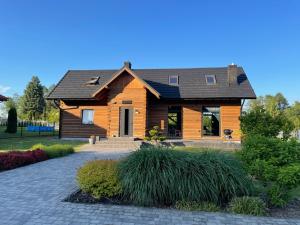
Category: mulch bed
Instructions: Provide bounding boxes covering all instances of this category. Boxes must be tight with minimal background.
[64,190,300,219]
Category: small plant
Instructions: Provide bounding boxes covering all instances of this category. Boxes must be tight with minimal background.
[144,126,166,143]
[267,185,289,207]
[77,160,122,199]
[175,200,220,212]
[31,144,74,158]
[228,196,267,216]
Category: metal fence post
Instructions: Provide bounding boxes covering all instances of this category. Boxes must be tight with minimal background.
[38,122,41,136]
[20,121,23,137]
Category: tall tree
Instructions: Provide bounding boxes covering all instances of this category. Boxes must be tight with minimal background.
[286,101,300,132]
[5,107,17,133]
[43,84,59,122]
[21,76,45,120]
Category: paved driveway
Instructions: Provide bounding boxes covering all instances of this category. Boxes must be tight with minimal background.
[0,150,299,225]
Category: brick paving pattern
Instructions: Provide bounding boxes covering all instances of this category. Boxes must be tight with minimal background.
[0,149,299,225]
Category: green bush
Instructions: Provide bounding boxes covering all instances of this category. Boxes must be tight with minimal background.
[175,200,220,212]
[277,164,300,189]
[5,107,17,133]
[118,147,253,206]
[239,135,300,180]
[31,144,74,158]
[267,185,289,207]
[228,196,267,216]
[144,126,166,142]
[77,160,122,199]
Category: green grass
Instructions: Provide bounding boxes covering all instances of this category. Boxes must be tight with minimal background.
[0,126,59,139]
[0,136,85,151]
[290,186,300,199]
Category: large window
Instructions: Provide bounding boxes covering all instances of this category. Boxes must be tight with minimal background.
[202,106,220,136]
[168,106,182,138]
[82,109,94,124]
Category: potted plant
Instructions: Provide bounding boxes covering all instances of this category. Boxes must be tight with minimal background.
[89,135,96,144]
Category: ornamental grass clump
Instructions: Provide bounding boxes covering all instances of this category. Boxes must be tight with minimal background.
[77,160,122,199]
[118,146,253,206]
[228,196,267,216]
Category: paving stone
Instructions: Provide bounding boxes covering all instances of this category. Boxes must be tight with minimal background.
[0,149,299,225]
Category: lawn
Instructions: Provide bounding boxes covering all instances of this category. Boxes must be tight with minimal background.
[0,136,86,151]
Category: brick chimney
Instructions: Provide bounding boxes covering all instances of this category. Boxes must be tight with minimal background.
[228,63,238,86]
[124,61,132,69]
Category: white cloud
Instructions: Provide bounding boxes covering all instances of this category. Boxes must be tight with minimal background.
[0,85,11,94]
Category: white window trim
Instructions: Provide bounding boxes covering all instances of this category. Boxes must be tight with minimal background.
[82,109,94,125]
[205,75,216,85]
[169,75,179,86]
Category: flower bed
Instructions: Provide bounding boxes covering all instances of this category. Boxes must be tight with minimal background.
[0,149,48,171]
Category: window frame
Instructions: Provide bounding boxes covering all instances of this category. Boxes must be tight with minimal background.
[205,75,217,85]
[81,109,95,125]
[169,75,179,86]
[201,106,221,137]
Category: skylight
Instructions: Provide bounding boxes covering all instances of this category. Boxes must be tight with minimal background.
[169,75,179,86]
[86,76,100,85]
[205,75,216,85]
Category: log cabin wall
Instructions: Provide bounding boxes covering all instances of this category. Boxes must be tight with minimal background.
[60,100,108,138]
[107,71,147,138]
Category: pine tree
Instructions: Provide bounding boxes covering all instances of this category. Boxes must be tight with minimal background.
[21,76,45,120]
[5,107,17,133]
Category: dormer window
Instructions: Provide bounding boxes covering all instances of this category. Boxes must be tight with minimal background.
[169,75,179,86]
[86,76,100,85]
[205,75,216,85]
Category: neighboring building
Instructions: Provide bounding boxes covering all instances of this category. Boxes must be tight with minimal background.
[0,94,8,102]
[47,62,256,141]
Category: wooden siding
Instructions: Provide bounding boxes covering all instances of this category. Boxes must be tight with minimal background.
[107,71,147,138]
[147,100,241,141]
[60,101,108,138]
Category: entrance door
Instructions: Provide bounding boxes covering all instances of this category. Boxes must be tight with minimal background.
[119,107,133,137]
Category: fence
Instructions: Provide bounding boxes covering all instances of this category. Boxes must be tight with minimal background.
[0,120,59,139]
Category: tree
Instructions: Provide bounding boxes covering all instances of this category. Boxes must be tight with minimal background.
[5,107,17,133]
[240,106,294,139]
[21,76,45,120]
[42,84,59,122]
[286,101,300,132]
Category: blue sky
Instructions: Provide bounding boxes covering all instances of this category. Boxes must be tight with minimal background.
[0,0,299,103]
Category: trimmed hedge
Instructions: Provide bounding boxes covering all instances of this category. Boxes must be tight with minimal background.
[228,196,267,216]
[0,149,48,171]
[118,147,253,206]
[31,144,74,158]
[77,160,122,199]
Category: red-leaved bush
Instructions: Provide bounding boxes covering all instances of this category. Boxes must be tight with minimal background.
[0,149,48,171]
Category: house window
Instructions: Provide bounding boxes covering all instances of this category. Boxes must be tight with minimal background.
[202,106,220,136]
[82,109,94,124]
[205,75,216,85]
[169,75,179,86]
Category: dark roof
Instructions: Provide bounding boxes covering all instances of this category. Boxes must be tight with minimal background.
[47,66,256,100]
[0,94,8,101]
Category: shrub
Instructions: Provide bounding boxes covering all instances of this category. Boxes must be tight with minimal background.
[144,126,166,142]
[228,196,267,216]
[267,185,289,207]
[277,164,300,189]
[118,147,253,206]
[175,200,220,212]
[77,160,122,199]
[0,149,48,171]
[5,107,17,133]
[31,144,74,158]
[239,135,300,179]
